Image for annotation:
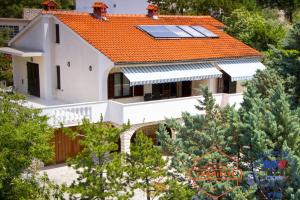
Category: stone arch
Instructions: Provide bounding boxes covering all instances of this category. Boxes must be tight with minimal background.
[130,124,173,145]
[120,123,175,154]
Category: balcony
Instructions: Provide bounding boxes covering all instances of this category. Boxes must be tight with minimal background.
[25,93,243,127]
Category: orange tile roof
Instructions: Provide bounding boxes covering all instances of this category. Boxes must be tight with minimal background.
[43,11,261,63]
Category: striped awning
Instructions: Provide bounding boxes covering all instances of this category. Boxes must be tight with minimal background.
[121,63,223,86]
[217,59,265,81]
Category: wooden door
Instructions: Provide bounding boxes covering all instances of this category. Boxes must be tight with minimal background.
[27,62,40,97]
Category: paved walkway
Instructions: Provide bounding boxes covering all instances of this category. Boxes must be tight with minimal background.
[40,164,148,200]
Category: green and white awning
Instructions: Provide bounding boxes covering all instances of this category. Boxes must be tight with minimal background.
[218,59,265,81]
[121,63,222,86]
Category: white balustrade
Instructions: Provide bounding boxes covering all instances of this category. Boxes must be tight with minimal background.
[30,93,243,127]
[41,101,108,127]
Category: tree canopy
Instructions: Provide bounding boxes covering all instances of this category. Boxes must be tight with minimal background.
[0,92,58,199]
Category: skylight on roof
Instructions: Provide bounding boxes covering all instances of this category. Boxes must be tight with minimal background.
[138,25,219,39]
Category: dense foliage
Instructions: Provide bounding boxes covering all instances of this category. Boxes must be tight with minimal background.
[65,120,132,200]
[157,80,300,199]
[0,29,13,86]
[264,22,300,106]
[224,8,287,51]
[65,121,193,200]
[0,92,58,199]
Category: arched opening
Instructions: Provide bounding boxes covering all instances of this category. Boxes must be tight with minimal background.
[130,124,172,146]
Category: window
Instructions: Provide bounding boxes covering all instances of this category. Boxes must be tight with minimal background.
[56,65,61,89]
[113,73,131,98]
[108,73,144,99]
[114,73,122,97]
[0,25,19,38]
[138,25,218,39]
[55,24,60,43]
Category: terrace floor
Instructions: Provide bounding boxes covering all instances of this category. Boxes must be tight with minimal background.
[23,95,69,108]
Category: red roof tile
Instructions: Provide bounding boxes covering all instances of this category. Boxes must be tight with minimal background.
[44,11,261,63]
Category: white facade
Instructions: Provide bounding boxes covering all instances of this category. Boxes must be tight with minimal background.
[76,0,148,14]
[10,15,113,103]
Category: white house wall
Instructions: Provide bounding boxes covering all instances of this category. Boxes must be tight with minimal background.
[12,56,45,97]
[11,16,54,100]
[10,15,114,103]
[12,18,44,52]
[52,17,113,103]
[76,0,148,14]
[192,78,218,95]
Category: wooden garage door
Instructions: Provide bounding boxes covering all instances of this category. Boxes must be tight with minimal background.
[54,128,82,164]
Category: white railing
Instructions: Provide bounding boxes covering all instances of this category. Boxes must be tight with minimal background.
[228,93,243,108]
[41,101,108,127]
[31,93,244,127]
[107,93,240,125]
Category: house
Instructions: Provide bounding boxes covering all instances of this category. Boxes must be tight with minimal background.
[0,18,30,39]
[0,2,264,162]
[0,8,43,40]
[76,0,148,14]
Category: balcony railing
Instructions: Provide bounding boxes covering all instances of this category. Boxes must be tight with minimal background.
[36,93,243,127]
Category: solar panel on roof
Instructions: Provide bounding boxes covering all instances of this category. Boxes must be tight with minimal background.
[138,25,219,39]
[139,25,178,38]
[165,25,192,38]
[191,26,218,38]
[177,25,206,38]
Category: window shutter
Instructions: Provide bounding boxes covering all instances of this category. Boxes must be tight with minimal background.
[108,74,114,99]
[55,24,60,43]
[56,65,61,89]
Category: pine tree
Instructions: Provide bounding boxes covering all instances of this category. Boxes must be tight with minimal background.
[157,87,241,199]
[239,73,300,199]
[126,132,167,200]
[65,119,133,200]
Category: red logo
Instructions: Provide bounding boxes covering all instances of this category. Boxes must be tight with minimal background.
[188,148,243,199]
[278,160,288,169]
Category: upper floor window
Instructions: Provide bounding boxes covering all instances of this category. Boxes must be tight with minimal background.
[108,73,144,99]
[55,24,60,43]
[56,65,61,89]
[113,73,130,98]
[0,25,19,39]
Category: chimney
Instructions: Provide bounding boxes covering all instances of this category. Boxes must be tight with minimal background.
[93,2,109,20]
[42,0,58,11]
[147,4,159,19]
